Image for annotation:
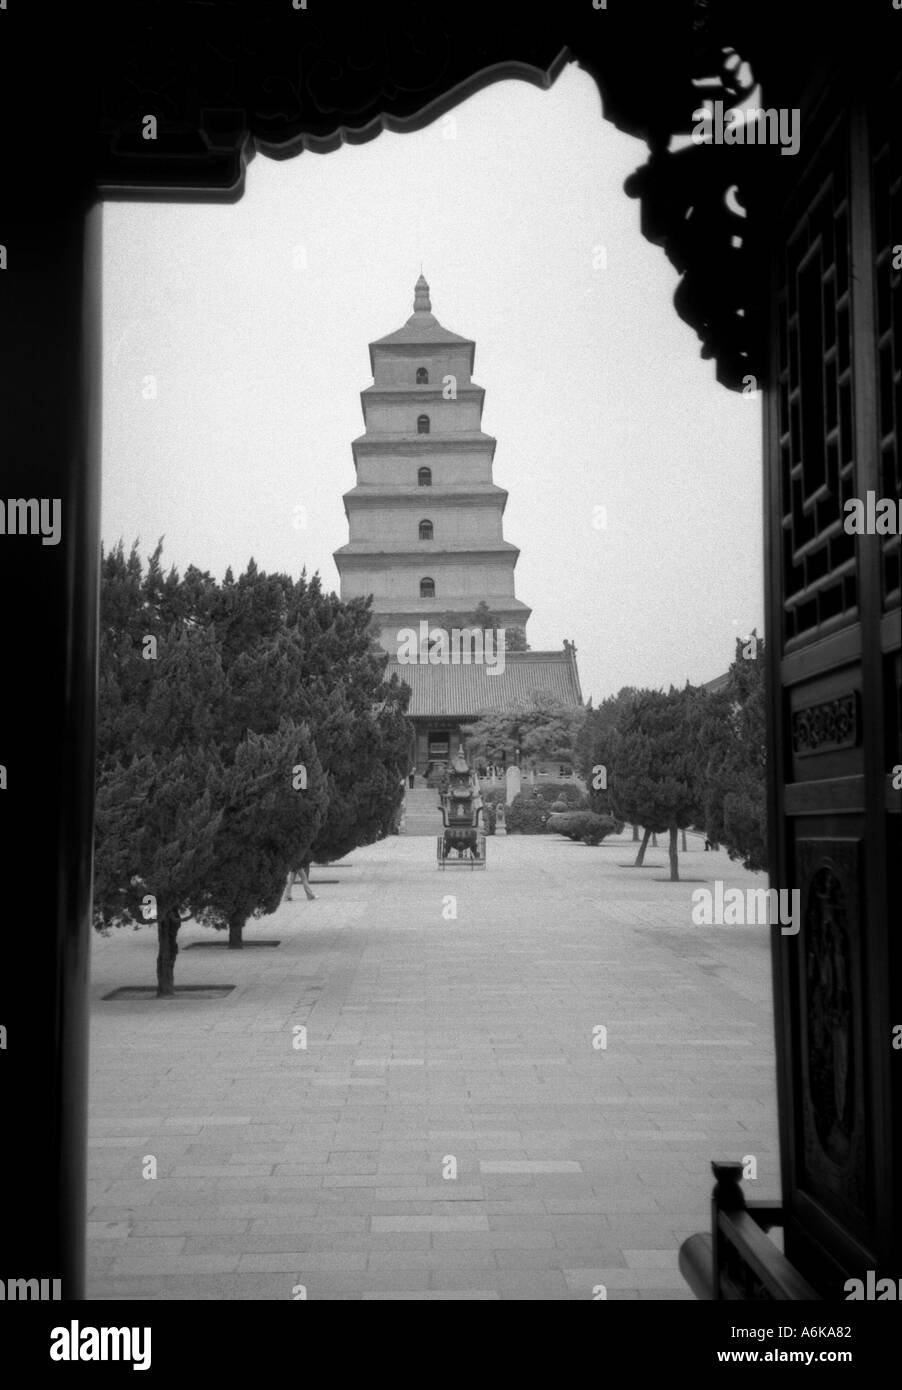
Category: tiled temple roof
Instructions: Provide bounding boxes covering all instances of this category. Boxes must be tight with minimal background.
[702,671,731,696]
[387,648,583,718]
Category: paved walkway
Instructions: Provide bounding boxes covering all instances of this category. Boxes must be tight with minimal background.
[86,832,779,1300]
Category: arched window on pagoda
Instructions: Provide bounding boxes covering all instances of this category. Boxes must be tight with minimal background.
[417,414,430,434]
[418,466,432,486]
[420,577,435,598]
[419,519,433,540]
[416,367,429,384]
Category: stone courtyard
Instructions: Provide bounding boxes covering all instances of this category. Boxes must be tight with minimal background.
[86,829,779,1300]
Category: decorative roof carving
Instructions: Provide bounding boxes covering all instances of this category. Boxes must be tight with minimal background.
[31,1,893,390]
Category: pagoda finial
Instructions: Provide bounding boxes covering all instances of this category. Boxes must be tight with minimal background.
[414,273,431,313]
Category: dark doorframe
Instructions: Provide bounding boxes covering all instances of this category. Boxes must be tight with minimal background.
[0,192,102,1295]
[1,3,896,1302]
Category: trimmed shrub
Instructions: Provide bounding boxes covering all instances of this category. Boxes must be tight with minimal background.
[546,812,580,839]
[506,793,551,835]
[579,814,622,846]
[547,811,621,845]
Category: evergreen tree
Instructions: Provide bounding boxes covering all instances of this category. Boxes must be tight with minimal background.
[97,539,165,767]
[202,567,410,937]
[504,626,530,652]
[225,571,412,874]
[429,601,530,651]
[196,719,327,948]
[463,694,584,772]
[93,624,227,994]
[609,686,703,880]
[94,548,415,978]
[460,708,521,766]
[695,635,767,872]
[576,687,639,816]
[518,693,585,770]
[302,668,411,868]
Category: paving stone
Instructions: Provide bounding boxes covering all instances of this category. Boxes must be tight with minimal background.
[373,1186,486,1202]
[371,1215,490,1233]
[495,1273,571,1300]
[564,1267,690,1291]
[623,1249,679,1268]
[479,1160,583,1174]
[110,1254,241,1274]
[131,1221,251,1237]
[365,1251,476,1270]
[363,1289,496,1300]
[87,836,778,1300]
[86,1221,131,1239]
[108,1237,187,1255]
[248,1217,367,1234]
[237,1253,367,1272]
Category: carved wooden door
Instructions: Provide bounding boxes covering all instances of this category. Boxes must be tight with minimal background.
[765,64,901,1295]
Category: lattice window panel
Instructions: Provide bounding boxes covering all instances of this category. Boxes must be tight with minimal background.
[778,116,858,645]
[871,70,901,611]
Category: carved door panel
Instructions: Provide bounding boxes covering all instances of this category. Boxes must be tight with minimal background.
[765,68,901,1294]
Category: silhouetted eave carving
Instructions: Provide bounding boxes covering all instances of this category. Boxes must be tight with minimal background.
[94,5,569,196]
[86,0,890,387]
[625,143,768,390]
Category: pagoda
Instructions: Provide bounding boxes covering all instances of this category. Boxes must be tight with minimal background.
[333,274,532,646]
[334,276,582,774]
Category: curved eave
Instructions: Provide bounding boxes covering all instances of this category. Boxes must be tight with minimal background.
[361,383,484,399]
[360,382,485,423]
[342,484,508,505]
[375,599,533,615]
[351,432,497,462]
[334,542,521,563]
[368,336,476,378]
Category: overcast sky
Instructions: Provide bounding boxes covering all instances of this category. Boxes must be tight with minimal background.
[101,61,762,705]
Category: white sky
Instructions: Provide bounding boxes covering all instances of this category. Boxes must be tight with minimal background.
[101,61,763,705]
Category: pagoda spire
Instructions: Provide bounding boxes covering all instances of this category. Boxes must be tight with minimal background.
[333,275,533,648]
[413,273,431,313]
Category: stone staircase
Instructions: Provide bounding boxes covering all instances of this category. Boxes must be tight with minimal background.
[401,786,444,837]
